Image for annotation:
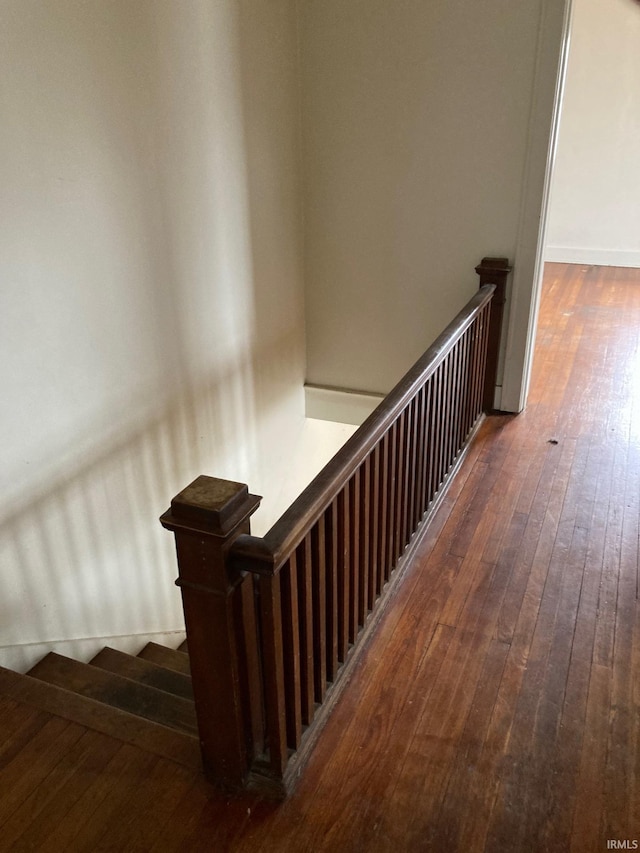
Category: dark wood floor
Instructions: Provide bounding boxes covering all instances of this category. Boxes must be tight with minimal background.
[1,263,639,851]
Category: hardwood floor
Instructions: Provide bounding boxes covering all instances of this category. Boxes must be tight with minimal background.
[1,263,639,851]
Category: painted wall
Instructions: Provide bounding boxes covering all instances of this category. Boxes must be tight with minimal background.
[0,0,305,670]
[545,0,640,266]
[300,0,560,398]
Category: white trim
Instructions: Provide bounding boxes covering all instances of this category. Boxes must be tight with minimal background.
[544,247,640,268]
[500,0,573,413]
[304,384,384,426]
[0,629,187,674]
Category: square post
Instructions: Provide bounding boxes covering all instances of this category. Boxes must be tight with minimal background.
[160,475,263,791]
[475,256,512,411]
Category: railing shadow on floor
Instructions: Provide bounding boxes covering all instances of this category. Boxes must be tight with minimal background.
[161,257,511,797]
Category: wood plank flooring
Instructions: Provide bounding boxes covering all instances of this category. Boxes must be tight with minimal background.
[1,263,638,851]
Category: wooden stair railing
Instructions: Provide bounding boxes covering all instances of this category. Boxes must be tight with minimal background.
[160,257,511,797]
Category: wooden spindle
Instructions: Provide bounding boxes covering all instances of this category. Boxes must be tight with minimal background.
[298,535,315,725]
[337,486,350,661]
[358,461,370,624]
[325,501,339,682]
[386,421,398,577]
[377,434,389,591]
[311,518,327,702]
[260,573,288,777]
[281,555,302,749]
[348,474,360,640]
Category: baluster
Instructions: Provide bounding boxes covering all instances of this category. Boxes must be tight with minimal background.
[418,382,431,519]
[454,337,466,458]
[386,421,398,578]
[377,434,389,593]
[325,500,339,682]
[471,315,484,427]
[281,555,302,749]
[402,404,413,552]
[260,573,288,777]
[461,327,473,440]
[404,397,418,543]
[348,473,360,640]
[426,374,437,506]
[436,361,447,490]
[477,307,491,419]
[393,410,406,563]
[358,461,370,623]
[444,348,456,473]
[337,486,350,661]
[311,518,327,702]
[297,536,315,725]
[368,444,380,606]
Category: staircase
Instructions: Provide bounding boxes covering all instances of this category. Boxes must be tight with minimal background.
[0,642,201,772]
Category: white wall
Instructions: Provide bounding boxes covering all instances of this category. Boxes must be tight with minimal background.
[545,0,640,266]
[0,0,305,671]
[300,0,563,400]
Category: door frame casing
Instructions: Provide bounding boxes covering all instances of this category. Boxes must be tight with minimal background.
[498,0,574,413]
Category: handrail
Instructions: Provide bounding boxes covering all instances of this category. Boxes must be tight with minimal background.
[231,284,496,576]
[160,256,512,796]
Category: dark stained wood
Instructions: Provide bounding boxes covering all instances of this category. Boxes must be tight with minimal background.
[90,647,193,700]
[324,500,339,681]
[230,282,497,576]
[393,407,407,563]
[475,256,512,411]
[28,653,197,735]
[2,264,639,849]
[258,573,288,780]
[311,516,328,702]
[348,471,360,640]
[336,486,350,662]
[172,262,500,793]
[357,459,370,624]
[376,432,389,593]
[138,642,191,676]
[366,448,378,611]
[280,554,302,749]
[0,667,200,771]
[159,476,263,790]
[297,535,315,726]
[386,421,398,577]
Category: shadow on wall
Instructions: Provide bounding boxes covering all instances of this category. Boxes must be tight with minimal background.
[0,328,303,674]
[0,0,304,671]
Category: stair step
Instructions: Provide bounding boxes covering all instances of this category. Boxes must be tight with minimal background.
[28,653,197,735]
[138,642,191,676]
[178,640,189,654]
[0,666,200,770]
[90,648,193,701]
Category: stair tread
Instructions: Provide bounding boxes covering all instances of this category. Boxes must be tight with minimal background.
[138,642,191,676]
[90,648,193,701]
[0,666,200,770]
[28,653,197,736]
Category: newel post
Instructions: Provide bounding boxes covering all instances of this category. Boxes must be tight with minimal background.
[160,475,263,791]
[475,257,512,412]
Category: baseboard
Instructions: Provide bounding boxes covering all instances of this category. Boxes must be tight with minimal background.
[304,384,384,426]
[544,246,640,268]
[0,628,187,673]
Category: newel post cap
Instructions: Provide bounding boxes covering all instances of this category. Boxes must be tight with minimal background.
[160,475,262,537]
[475,257,512,278]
